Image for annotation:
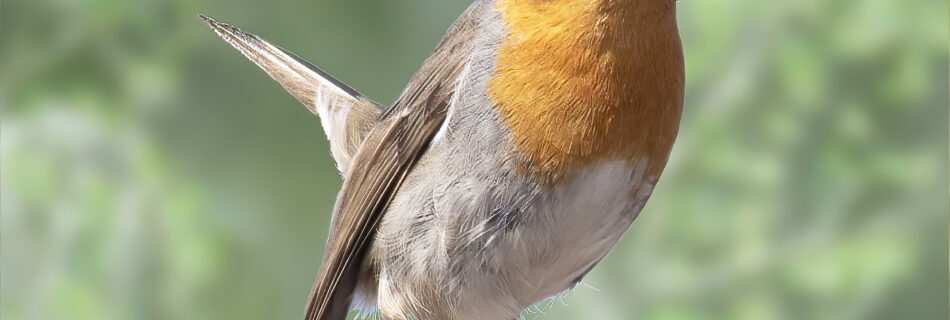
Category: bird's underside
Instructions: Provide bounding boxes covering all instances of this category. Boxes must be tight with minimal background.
[200,0,684,318]
[202,10,640,320]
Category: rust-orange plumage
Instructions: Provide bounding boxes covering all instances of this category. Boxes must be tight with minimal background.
[492,0,684,183]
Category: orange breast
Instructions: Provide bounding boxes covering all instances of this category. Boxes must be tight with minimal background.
[490,0,685,184]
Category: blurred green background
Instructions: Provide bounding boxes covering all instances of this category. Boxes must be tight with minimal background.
[2,0,947,319]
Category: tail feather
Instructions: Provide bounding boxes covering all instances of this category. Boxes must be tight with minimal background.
[199,14,381,173]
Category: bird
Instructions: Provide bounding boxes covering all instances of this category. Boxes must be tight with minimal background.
[200,0,684,318]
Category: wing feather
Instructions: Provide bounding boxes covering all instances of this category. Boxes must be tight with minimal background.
[302,5,483,318]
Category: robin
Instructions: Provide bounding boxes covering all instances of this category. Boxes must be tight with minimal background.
[200,0,683,318]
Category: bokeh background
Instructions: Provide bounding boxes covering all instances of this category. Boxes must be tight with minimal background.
[2,0,948,319]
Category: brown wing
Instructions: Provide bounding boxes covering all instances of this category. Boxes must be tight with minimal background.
[302,4,483,319]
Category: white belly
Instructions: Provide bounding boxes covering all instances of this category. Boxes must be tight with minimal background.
[361,158,656,319]
[497,159,654,308]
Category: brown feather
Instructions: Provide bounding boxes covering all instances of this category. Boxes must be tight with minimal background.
[303,10,481,319]
[198,14,383,173]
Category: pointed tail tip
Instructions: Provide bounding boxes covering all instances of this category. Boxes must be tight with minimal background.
[198,13,225,29]
[196,14,250,41]
[197,13,212,24]
[197,13,230,32]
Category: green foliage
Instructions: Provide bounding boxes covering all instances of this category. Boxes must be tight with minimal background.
[2,0,947,319]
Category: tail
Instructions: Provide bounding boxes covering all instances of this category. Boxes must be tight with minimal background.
[199,14,383,320]
[199,14,382,174]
